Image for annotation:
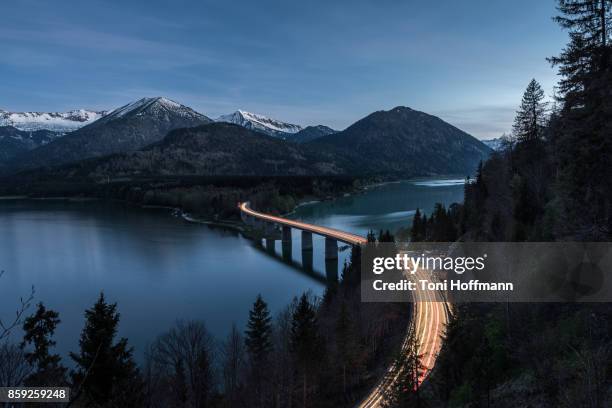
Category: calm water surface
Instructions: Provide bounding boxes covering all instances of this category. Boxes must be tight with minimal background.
[0,179,463,360]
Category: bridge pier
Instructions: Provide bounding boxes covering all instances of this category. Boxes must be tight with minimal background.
[301,231,313,251]
[325,237,338,260]
[265,238,276,253]
[282,225,292,243]
[302,248,313,271]
[282,239,292,261]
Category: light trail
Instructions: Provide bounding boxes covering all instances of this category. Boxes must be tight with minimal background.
[238,202,449,408]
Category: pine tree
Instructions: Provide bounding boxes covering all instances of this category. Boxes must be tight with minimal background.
[245,294,273,407]
[21,303,66,386]
[335,301,357,396]
[70,292,142,405]
[549,0,611,109]
[291,293,321,407]
[382,329,424,408]
[411,208,422,242]
[512,79,547,143]
[245,294,273,365]
[549,0,612,239]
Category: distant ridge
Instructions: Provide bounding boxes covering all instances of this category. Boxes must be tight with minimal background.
[0,126,62,161]
[0,109,106,133]
[217,110,302,138]
[4,97,211,173]
[292,125,337,143]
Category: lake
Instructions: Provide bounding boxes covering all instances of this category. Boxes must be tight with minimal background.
[0,178,464,360]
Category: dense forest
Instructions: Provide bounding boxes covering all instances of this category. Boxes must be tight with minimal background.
[402,1,612,406]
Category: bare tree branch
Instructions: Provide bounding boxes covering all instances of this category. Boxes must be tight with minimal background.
[0,271,35,342]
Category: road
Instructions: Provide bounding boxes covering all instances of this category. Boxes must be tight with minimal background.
[238,202,449,407]
[358,266,450,408]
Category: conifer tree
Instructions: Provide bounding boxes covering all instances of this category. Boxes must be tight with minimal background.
[70,292,142,405]
[335,301,362,397]
[245,294,273,407]
[245,294,273,365]
[549,0,612,238]
[382,329,424,408]
[549,0,611,109]
[21,303,66,386]
[512,79,547,143]
[291,293,321,407]
[411,209,423,242]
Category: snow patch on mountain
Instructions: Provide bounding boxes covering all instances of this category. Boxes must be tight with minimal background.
[481,137,514,151]
[101,97,209,123]
[217,110,303,137]
[0,109,106,133]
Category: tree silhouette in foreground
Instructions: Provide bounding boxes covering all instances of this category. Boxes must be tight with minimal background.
[245,294,273,407]
[70,292,143,406]
[382,329,424,408]
[291,293,321,407]
[21,302,66,386]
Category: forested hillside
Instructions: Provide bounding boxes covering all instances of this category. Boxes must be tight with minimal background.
[405,1,612,406]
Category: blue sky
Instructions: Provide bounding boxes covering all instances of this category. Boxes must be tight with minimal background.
[2,0,567,138]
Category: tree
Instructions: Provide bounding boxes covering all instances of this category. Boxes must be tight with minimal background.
[549,0,611,109]
[382,329,424,408]
[0,342,30,387]
[149,320,216,408]
[335,301,362,398]
[512,79,547,143]
[222,324,245,408]
[245,295,273,366]
[411,209,423,242]
[244,294,273,407]
[70,292,143,406]
[0,270,34,342]
[378,230,395,243]
[291,293,321,407]
[21,303,66,386]
[549,0,612,239]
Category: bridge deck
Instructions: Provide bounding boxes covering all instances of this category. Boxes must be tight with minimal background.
[239,202,367,246]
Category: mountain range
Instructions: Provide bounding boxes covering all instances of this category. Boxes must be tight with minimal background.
[216,110,303,139]
[1,97,491,179]
[3,97,211,172]
[0,109,105,133]
[49,123,347,179]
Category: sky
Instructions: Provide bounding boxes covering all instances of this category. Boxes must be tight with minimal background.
[1,0,568,139]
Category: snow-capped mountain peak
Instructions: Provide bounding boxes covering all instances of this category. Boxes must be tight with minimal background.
[101,97,209,123]
[0,108,106,133]
[216,110,303,138]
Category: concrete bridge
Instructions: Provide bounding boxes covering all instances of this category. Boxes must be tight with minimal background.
[239,201,367,262]
[240,201,449,408]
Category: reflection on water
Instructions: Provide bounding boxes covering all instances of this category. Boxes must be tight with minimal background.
[0,200,324,361]
[290,179,465,236]
[0,179,464,361]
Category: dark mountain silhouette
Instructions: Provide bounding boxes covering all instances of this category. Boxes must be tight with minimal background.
[41,123,348,179]
[291,125,337,143]
[0,126,61,161]
[311,106,491,176]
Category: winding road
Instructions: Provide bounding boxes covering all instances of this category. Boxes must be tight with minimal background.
[358,266,450,408]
